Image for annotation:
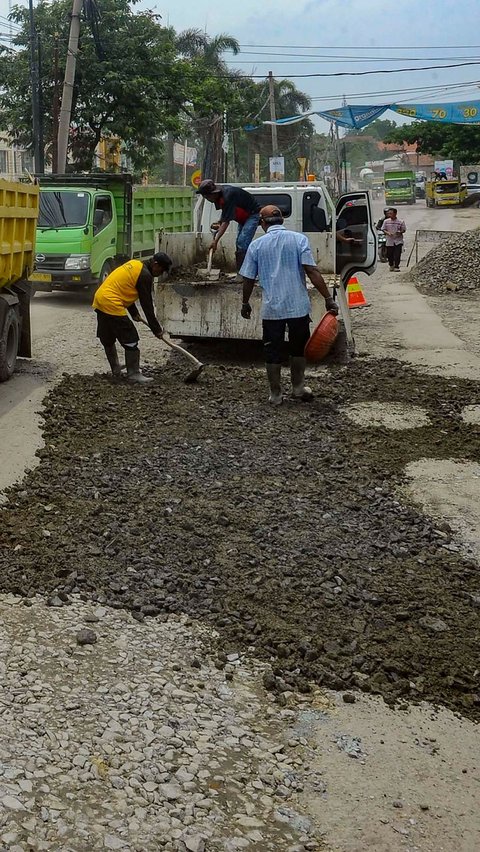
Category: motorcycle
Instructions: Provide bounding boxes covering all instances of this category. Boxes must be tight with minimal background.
[377,229,388,263]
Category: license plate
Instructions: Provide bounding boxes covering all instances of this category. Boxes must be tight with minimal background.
[30,272,52,282]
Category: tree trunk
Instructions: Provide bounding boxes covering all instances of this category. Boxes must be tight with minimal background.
[202,115,223,182]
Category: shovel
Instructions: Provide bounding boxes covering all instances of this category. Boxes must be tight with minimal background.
[139,319,205,383]
[198,248,221,281]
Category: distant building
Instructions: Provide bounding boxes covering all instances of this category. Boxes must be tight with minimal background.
[0,131,131,177]
[0,134,34,178]
[377,141,434,172]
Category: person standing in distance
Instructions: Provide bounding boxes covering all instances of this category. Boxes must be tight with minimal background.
[381,207,406,271]
[92,253,172,384]
[240,205,338,406]
[195,179,260,275]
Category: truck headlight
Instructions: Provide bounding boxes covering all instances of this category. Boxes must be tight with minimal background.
[65,255,91,270]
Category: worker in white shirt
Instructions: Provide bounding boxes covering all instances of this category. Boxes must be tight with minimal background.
[381,208,406,271]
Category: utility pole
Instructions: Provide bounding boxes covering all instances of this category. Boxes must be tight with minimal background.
[51,35,60,173]
[166,132,175,183]
[268,71,278,157]
[57,0,83,174]
[334,122,342,196]
[28,0,44,173]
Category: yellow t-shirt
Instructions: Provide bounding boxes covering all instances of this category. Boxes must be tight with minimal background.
[92,260,144,316]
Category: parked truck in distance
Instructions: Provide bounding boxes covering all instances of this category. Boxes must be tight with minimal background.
[156,182,377,346]
[384,168,416,205]
[425,175,468,207]
[0,179,39,381]
[29,175,193,293]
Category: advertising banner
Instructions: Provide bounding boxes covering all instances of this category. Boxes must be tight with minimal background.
[269,156,285,181]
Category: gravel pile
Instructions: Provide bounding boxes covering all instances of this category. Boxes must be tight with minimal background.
[410,228,480,293]
[1,359,480,720]
[0,593,322,851]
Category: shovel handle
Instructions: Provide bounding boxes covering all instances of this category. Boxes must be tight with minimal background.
[138,317,203,369]
[160,333,203,369]
[206,248,214,274]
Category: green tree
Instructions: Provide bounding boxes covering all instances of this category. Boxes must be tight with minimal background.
[233,78,313,182]
[357,119,398,141]
[384,121,480,163]
[0,0,192,172]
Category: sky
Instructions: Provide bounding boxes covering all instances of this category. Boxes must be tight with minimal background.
[1,0,480,132]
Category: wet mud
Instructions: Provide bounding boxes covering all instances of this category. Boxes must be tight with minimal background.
[1,358,479,719]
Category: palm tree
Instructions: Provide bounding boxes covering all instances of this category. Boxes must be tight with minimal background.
[176,30,240,180]
[176,30,240,66]
[275,79,311,117]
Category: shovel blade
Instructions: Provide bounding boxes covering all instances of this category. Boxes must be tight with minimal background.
[198,268,221,280]
[184,363,205,384]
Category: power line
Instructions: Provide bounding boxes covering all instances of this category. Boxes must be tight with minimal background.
[308,79,480,102]
[242,60,480,79]
[238,43,480,50]
[231,51,480,61]
[230,57,480,65]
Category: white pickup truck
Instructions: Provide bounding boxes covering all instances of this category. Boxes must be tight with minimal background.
[156,182,377,347]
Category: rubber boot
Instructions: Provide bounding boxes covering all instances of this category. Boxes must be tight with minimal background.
[266,363,283,406]
[125,348,153,384]
[290,357,313,401]
[104,344,122,380]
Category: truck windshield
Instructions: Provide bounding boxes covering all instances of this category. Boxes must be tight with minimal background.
[385,179,411,189]
[435,182,459,193]
[38,191,89,228]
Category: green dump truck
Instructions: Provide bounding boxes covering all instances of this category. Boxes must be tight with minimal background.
[30,174,193,292]
[384,168,416,205]
[0,179,39,381]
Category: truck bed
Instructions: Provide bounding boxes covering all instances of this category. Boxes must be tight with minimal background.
[157,275,331,341]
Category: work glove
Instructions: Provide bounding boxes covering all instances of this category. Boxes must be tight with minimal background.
[154,325,164,339]
[241,303,252,319]
[325,296,339,316]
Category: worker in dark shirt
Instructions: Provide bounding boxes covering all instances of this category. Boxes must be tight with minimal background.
[196,179,261,273]
[92,252,172,384]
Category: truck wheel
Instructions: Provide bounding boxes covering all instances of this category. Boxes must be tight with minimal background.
[89,262,112,296]
[100,261,112,282]
[0,307,19,382]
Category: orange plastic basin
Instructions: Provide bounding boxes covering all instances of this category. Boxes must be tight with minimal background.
[304,311,339,363]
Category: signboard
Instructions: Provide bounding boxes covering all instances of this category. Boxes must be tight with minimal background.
[416,229,457,244]
[191,169,202,189]
[173,142,197,167]
[323,164,331,175]
[413,228,461,265]
[269,156,285,182]
[434,159,454,177]
[254,153,260,183]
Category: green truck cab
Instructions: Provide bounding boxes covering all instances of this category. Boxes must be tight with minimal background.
[384,169,416,206]
[30,174,192,292]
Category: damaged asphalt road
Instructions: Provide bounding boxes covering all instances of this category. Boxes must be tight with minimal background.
[0,358,479,719]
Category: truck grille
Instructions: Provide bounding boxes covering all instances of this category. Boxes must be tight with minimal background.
[35,254,66,271]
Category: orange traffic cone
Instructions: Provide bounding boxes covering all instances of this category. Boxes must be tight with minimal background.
[347,276,368,308]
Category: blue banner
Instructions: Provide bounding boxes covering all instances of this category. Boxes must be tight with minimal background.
[317,104,390,129]
[391,101,480,124]
[252,99,480,131]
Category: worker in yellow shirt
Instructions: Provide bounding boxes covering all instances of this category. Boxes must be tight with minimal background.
[92,252,171,384]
